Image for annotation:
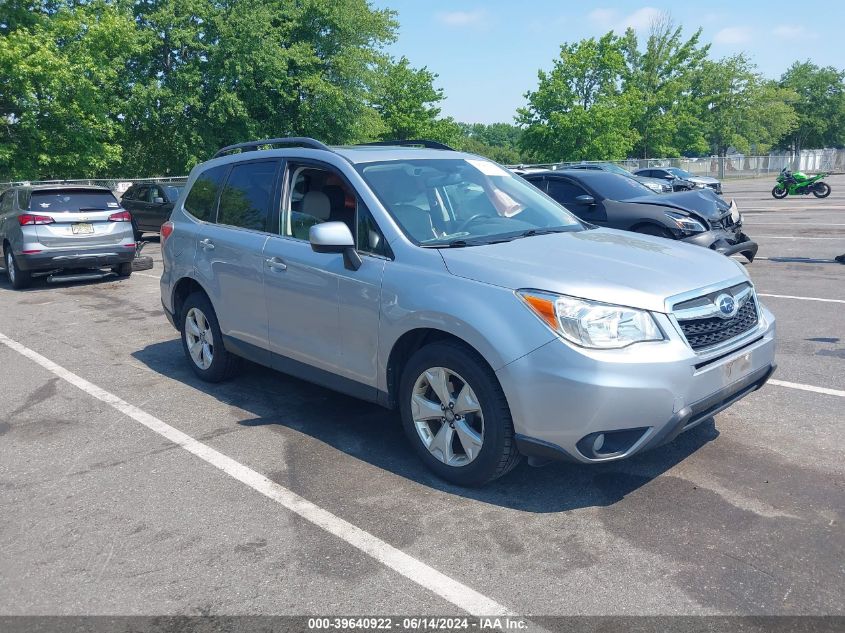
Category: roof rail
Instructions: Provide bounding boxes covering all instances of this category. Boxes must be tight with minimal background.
[213,137,332,159]
[356,139,454,151]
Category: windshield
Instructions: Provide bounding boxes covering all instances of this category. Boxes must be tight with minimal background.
[357,158,584,246]
[28,190,120,211]
[599,163,633,176]
[667,167,693,179]
[585,173,656,200]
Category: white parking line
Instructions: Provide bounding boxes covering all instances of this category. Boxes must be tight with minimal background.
[769,379,845,398]
[754,235,842,240]
[758,293,845,304]
[135,272,160,279]
[0,331,513,617]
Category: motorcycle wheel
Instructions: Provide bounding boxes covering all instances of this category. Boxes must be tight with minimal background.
[771,186,788,199]
[813,182,831,198]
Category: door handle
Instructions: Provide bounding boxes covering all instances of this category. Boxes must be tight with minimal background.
[265,256,287,271]
[199,238,215,251]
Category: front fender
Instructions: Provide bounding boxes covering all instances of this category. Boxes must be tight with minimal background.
[376,261,556,393]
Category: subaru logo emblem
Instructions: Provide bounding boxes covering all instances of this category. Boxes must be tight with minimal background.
[716,294,737,318]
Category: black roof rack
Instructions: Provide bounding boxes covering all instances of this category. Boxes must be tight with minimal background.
[213,137,332,159]
[356,139,454,151]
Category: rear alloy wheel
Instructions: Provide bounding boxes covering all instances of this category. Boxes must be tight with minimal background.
[813,182,831,198]
[400,341,520,486]
[180,292,239,382]
[772,186,788,199]
[5,249,31,290]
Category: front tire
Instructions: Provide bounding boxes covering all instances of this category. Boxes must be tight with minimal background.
[180,292,240,382]
[5,249,32,290]
[772,186,788,199]
[112,262,132,277]
[399,341,521,486]
[132,220,143,242]
[813,182,831,198]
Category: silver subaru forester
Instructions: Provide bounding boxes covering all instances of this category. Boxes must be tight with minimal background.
[159,138,776,486]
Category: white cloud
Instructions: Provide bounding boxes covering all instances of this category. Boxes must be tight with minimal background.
[772,24,814,40]
[619,7,663,31]
[713,27,753,45]
[436,10,488,28]
[587,6,663,32]
[587,8,618,26]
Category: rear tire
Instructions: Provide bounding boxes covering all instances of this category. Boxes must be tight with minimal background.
[180,292,240,382]
[634,224,674,239]
[113,262,132,277]
[813,182,831,198]
[772,186,788,199]
[5,249,32,290]
[399,341,521,486]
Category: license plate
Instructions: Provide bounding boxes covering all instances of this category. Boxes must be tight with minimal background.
[71,223,94,234]
[724,352,752,382]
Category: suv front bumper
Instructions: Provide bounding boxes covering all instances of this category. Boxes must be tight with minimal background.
[496,305,776,464]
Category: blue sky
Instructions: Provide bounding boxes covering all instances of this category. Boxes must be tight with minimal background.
[370,1,845,124]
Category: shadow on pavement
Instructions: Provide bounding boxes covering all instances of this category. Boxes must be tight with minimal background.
[133,339,718,513]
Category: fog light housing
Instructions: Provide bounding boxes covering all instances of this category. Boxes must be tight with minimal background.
[577,428,650,459]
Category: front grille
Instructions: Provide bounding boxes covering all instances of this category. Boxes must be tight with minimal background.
[678,297,758,350]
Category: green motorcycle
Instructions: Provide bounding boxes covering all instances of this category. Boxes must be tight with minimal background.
[772,167,831,199]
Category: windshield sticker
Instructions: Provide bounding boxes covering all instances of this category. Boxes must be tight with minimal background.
[39,203,51,208]
[107,202,119,207]
[468,159,510,178]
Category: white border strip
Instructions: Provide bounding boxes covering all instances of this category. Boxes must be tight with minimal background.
[769,379,845,398]
[759,293,845,304]
[0,331,513,617]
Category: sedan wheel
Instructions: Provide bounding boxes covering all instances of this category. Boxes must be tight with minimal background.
[411,367,484,466]
[185,307,214,370]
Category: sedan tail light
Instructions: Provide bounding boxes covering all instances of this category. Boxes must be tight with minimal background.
[108,210,132,222]
[160,221,174,242]
[18,214,54,226]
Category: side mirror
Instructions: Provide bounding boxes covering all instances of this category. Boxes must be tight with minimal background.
[309,221,362,271]
[153,196,165,204]
[574,195,596,205]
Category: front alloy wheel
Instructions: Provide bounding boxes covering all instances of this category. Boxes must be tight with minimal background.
[411,367,484,466]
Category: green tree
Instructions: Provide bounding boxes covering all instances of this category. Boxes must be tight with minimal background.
[371,55,459,143]
[0,1,144,180]
[517,32,639,162]
[454,122,524,164]
[621,15,710,158]
[779,61,845,151]
[695,55,797,159]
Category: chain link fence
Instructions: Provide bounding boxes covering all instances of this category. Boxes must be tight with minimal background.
[2,149,843,193]
[511,149,845,180]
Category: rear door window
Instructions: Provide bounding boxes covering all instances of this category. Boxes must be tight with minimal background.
[184,165,228,222]
[28,190,119,211]
[217,160,279,232]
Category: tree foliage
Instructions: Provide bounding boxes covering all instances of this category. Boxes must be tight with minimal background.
[517,33,639,162]
[779,61,845,152]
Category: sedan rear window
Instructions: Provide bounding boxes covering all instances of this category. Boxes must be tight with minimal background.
[28,190,119,212]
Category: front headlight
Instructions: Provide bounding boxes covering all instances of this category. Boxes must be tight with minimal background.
[644,182,661,192]
[517,291,664,349]
[664,211,706,233]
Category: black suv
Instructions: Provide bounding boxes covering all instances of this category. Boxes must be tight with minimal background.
[121,182,183,240]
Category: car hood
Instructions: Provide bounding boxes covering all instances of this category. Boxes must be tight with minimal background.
[624,189,731,220]
[632,175,669,188]
[439,228,746,313]
[687,175,720,184]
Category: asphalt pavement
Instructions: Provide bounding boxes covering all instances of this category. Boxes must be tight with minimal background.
[0,176,843,622]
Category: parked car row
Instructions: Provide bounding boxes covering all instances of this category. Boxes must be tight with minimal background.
[155,137,776,486]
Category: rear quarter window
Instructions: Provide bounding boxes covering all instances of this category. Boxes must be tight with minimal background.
[184,165,228,222]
